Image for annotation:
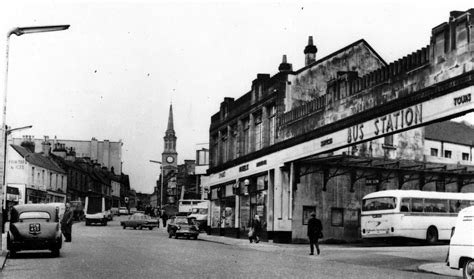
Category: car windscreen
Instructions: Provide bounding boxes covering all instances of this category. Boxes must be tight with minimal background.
[362,197,397,212]
[19,211,51,221]
[175,217,190,224]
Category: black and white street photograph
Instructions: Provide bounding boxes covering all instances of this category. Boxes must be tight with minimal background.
[0,0,473,278]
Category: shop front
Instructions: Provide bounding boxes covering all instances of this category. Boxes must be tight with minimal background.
[209,182,237,237]
[26,188,48,204]
[209,173,269,240]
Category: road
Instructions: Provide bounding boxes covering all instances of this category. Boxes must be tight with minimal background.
[2,216,453,279]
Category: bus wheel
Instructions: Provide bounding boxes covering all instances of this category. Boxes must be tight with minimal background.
[462,258,473,279]
[426,226,438,245]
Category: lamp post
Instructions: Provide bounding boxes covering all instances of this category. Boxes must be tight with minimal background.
[1,25,69,253]
[149,160,164,214]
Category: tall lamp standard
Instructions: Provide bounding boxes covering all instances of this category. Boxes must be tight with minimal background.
[149,160,164,214]
[1,25,69,252]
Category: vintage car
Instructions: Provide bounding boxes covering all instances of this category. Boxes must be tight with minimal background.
[120,213,159,230]
[167,215,199,239]
[118,207,129,215]
[7,204,62,257]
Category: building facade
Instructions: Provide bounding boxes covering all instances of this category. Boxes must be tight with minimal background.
[6,137,67,206]
[13,136,123,175]
[206,10,474,243]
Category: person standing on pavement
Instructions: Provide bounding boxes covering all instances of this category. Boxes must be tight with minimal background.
[249,214,262,243]
[61,202,74,242]
[162,212,168,228]
[307,212,322,255]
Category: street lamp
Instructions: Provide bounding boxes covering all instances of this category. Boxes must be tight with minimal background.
[149,160,164,214]
[1,25,69,253]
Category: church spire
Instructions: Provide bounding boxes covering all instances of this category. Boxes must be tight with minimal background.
[166,104,174,132]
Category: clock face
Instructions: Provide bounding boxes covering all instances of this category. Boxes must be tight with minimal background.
[166,156,174,163]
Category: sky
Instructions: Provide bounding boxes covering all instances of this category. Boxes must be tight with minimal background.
[0,0,473,194]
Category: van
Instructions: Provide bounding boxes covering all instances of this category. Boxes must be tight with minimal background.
[448,205,474,279]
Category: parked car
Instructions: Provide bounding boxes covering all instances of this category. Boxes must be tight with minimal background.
[118,207,129,215]
[7,204,62,257]
[120,213,159,230]
[167,215,199,239]
[105,209,113,221]
[448,205,474,279]
[129,208,138,214]
[110,207,119,216]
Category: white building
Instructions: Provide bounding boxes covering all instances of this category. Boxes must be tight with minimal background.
[6,143,67,205]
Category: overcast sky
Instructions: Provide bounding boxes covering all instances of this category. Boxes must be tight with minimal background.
[0,0,473,194]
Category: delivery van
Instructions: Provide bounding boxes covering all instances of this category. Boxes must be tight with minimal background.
[448,205,474,279]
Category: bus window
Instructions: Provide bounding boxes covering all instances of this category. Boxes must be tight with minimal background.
[434,199,448,213]
[400,198,410,212]
[424,199,437,212]
[412,198,423,212]
[362,197,396,211]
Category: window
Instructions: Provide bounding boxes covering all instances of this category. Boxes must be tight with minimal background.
[243,118,250,155]
[303,206,316,225]
[49,172,53,188]
[411,198,423,212]
[31,167,35,184]
[400,198,410,212]
[268,106,276,145]
[221,129,228,163]
[462,153,469,161]
[362,197,396,211]
[384,135,394,146]
[254,113,263,151]
[430,148,438,156]
[444,150,452,158]
[331,208,344,227]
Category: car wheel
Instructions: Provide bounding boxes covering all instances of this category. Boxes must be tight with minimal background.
[138,225,143,230]
[426,226,438,245]
[85,220,90,226]
[133,226,137,230]
[463,258,473,279]
[9,249,16,258]
[149,227,153,230]
[122,225,126,229]
[51,248,60,257]
[193,236,198,240]
[175,233,179,239]
[168,233,172,238]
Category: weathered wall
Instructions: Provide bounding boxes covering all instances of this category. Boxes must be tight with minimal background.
[285,41,386,111]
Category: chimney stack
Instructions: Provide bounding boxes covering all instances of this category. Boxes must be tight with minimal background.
[41,136,51,155]
[304,36,318,66]
[278,55,293,73]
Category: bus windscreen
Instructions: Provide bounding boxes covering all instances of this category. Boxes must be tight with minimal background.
[362,197,396,211]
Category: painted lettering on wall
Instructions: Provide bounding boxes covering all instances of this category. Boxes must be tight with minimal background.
[347,104,422,144]
[239,164,249,172]
[453,93,471,106]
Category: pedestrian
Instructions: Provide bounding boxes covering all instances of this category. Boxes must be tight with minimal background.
[61,202,74,242]
[162,212,168,228]
[307,212,323,255]
[249,214,262,243]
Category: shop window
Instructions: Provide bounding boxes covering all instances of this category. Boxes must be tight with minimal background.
[331,208,343,227]
[240,195,251,229]
[303,206,316,225]
[211,188,218,200]
[256,175,268,191]
[431,148,438,156]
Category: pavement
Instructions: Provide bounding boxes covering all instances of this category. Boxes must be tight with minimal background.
[0,224,464,277]
[198,232,463,278]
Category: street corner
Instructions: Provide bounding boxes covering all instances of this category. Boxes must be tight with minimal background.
[417,262,462,278]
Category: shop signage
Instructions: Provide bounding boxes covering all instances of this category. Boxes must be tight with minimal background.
[365,178,380,185]
[321,138,333,147]
[347,104,423,144]
[219,171,226,178]
[239,164,249,172]
[256,160,267,167]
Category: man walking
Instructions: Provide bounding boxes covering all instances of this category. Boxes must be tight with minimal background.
[307,212,322,255]
[61,202,74,242]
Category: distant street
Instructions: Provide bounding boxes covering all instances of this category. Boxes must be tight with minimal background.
[2,216,452,279]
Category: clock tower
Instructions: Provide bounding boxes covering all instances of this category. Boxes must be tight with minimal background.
[162,104,178,176]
